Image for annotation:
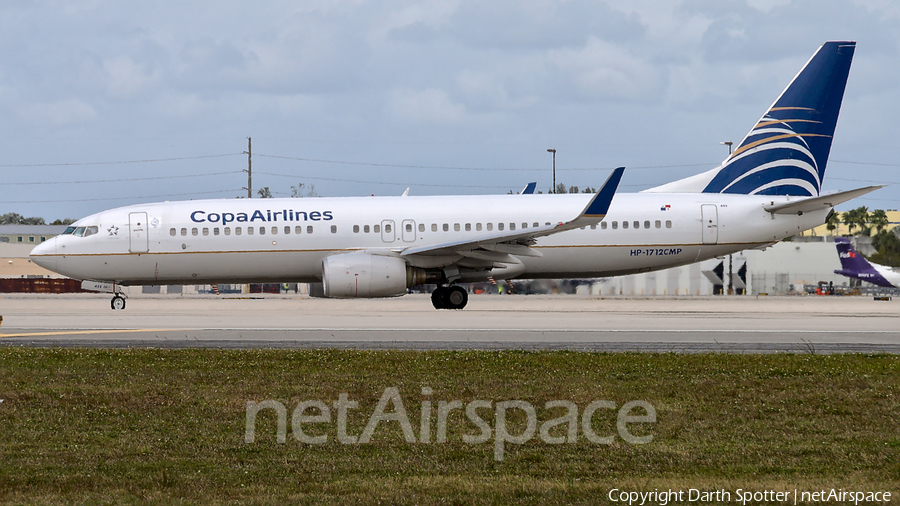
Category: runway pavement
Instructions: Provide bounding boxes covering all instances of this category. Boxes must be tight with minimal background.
[1,293,899,353]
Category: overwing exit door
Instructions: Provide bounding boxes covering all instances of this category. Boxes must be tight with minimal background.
[129,212,149,253]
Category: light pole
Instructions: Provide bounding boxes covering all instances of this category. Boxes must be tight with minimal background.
[721,141,734,295]
[720,141,733,156]
[547,148,556,193]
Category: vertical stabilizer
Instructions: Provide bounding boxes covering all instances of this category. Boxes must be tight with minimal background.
[646,41,856,195]
[833,237,894,287]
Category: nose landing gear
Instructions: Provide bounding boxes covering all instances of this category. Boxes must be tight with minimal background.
[431,285,468,310]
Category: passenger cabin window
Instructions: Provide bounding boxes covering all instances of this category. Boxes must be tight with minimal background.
[406,223,413,232]
[666,220,672,229]
[170,228,176,236]
[465,223,471,231]
[655,220,661,229]
[364,225,370,233]
[374,224,380,233]
[307,225,314,234]
[331,225,337,234]
[601,222,607,229]
[225,227,231,236]
[181,228,187,236]
[271,226,277,235]
[418,223,425,232]
[442,224,449,232]
[522,223,527,229]
[284,226,291,235]
[214,228,220,236]
[644,221,650,229]
[353,225,360,233]
[431,224,437,232]
[203,227,209,236]
[509,223,515,231]
[533,222,539,228]
[498,223,504,231]
[612,221,618,229]
[236,227,242,236]
[633,221,640,229]
[295,226,302,234]
[454,223,460,232]
[259,227,265,235]
[622,221,629,229]
[192,228,199,236]
[590,224,596,230]
[247,227,254,235]
[385,224,392,233]
[476,223,482,231]
[487,223,493,231]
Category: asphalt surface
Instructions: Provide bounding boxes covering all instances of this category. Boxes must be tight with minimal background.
[2,293,898,353]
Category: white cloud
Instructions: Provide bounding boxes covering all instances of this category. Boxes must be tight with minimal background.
[548,37,665,101]
[103,56,160,98]
[19,99,97,126]
[388,88,466,124]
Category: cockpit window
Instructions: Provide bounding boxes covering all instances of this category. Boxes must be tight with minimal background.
[73,227,85,237]
[63,227,76,235]
[83,226,99,237]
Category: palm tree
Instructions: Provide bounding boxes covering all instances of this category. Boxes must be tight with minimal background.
[826,211,841,235]
[870,209,889,235]
[842,206,870,236]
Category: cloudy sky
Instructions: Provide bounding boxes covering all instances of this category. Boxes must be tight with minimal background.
[2,0,899,221]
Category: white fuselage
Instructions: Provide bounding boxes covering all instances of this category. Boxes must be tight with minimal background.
[31,192,828,285]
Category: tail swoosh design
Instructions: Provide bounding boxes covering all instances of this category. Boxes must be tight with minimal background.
[703,42,856,196]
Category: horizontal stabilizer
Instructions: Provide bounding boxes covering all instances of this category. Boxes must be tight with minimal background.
[763,185,883,214]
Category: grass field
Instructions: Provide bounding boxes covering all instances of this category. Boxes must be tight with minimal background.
[0,348,898,504]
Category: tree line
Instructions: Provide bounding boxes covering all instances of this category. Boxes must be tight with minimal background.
[1,213,75,226]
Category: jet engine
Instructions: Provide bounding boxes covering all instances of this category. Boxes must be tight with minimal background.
[322,253,433,298]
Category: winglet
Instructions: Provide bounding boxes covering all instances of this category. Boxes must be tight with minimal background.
[582,167,624,218]
[520,182,537,194]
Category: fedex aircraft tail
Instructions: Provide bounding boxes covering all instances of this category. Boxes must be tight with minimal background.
[834,237,896,288]
[647,41,856,196]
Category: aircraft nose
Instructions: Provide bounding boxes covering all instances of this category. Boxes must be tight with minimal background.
[30,238,58,272]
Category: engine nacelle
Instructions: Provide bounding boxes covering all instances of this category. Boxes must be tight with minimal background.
[322,253,429,298]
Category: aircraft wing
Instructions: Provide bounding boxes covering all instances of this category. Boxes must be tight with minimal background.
[763,186,884,215]
[401,167,624,259]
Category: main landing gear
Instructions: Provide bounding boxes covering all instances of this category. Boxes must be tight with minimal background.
[431,285,468,310]
[110,294,126,310]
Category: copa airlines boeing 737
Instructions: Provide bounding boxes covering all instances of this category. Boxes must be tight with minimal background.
[31,41,881,310]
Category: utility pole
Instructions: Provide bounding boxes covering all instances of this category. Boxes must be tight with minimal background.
[721,141,733,294]
[547,148,556,193]
[243,137,252,198]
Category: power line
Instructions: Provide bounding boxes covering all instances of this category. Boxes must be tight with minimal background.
[830,159,900,167]
[255,171,512,189]
[0,171,242,186]
[0,153,242,168]
[256,153,710,172]
[5,189,243,204]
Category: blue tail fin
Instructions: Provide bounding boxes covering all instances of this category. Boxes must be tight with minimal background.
[705,41,855,196]
[646,41,856,196]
